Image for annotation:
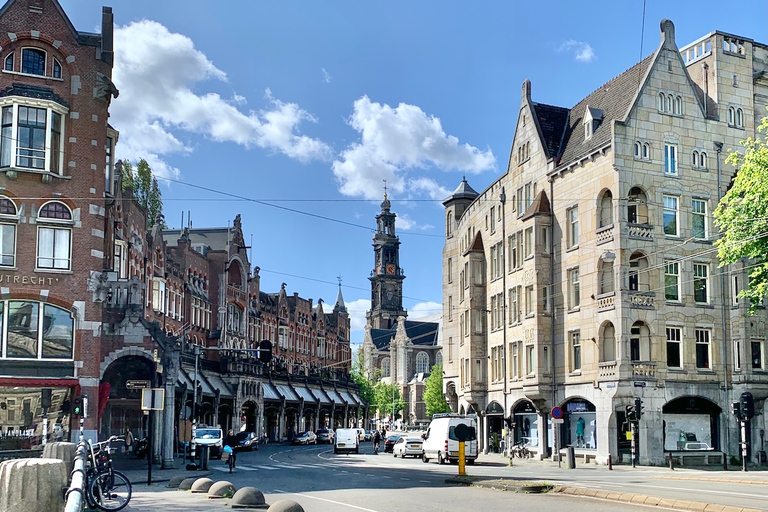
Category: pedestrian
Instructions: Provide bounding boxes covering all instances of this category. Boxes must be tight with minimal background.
[124,428,134,454]
[373,430,381,454]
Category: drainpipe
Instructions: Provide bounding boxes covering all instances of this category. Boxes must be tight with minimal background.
[715,141,730,455]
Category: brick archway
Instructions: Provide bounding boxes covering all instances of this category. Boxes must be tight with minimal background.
[100,347,154,379]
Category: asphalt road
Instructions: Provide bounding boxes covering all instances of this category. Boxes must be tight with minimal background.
[146,442,661,512]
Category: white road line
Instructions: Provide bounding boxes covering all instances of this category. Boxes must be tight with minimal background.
[260,466,281,470]
[237,465,259,471]
[381,476,392,479]
[274,491,382,512]
[570,481,768,500]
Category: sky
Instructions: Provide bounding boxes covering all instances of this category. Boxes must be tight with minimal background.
[60,0,768,343]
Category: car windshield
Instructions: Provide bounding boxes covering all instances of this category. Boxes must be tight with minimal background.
[236,432,251,440]
[448,425,477,441]
[386,435,401,441]
[317,429,329,434]
[196,429,221,438]
[297,431,310,437]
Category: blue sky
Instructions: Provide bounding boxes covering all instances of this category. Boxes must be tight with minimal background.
[61,0,768,343]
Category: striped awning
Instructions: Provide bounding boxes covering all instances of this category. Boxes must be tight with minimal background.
[310,388,332,405]
[294,386,317,403]
[262,382,281,401]
[275,384,300,402]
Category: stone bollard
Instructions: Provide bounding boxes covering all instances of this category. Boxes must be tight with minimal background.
[41,442,76,476]
[267,499,305,512]
[0,458,67,512]
[231,487,269,509]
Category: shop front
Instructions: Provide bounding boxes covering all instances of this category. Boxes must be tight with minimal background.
[512,400,539,448]
[485,401,504,453]
[0,382,76,450]
[662,396,721,452]
[558,398,597,451]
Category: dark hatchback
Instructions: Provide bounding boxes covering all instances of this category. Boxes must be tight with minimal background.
[384,434,402,453]
[236,431,259,451]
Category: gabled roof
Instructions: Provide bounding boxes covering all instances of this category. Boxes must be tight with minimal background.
[370,320,439,350]
[0,0,103,47]
[531,102,570,158]
[521,190,550,219]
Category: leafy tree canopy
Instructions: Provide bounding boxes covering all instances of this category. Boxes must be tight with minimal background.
[714,115,768,312]
[121,158,166,228]
[351,349,375,407]
[372,381,404,420]
[424,363,451,418]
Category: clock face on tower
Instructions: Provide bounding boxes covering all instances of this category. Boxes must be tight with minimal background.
[386,264,395,275]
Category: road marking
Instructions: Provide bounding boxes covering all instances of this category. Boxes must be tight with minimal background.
[419,480,430,483]
[237,465,259,471]
[572,481,768,500]
[381,476,391,479]
[275,491,382,512]
[260,466,281,470]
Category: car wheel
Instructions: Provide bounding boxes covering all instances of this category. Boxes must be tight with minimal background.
[422,453,429,463]
[438,452,445,465]
[334,448,338,454]
[467,459,475,465]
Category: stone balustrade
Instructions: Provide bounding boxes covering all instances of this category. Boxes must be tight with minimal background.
[0,458,67,512]
[631,361,657,379]
[628,223,653,240]
[596,225,614,245]
[629,291,655,309]
[598,361,618,380]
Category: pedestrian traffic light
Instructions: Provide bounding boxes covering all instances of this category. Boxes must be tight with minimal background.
[634,398,644,420]
[740,392,755,420]
[625,404,635,421]
[72,396,83,416]
[731,401,742,419]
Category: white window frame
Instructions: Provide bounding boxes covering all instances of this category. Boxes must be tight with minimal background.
[571,330,581,371]
[751,339,764,370]
[568,267,580,310]
[525,344,535,375]
[663,194,679,237]
[566,206,579,248]
[36,202,73,272]
[152,278,166,314]
[664,260,681,302]
[693,263,710,304]
[525,285,534,316]
[114,240,128,279]
[664,143,678,176]
[415,352,429,374]
[692,198,707,239]
[666,326,683,368]
[695,328,711,370]
[524,227,533,259]
[0,197,18,268]
[0,98,67,175]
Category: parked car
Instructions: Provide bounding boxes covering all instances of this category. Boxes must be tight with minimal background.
[393,436,423,458]
[421,414,478,465]
[292,431,317,445]
[364,430,374,441]
[384,434,403,453]
[334,428,359,454]
[193,426,224,459]
[316,429,335,444]
[236,431,259,451]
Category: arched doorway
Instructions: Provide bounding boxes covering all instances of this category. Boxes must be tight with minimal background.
[485,401,504,453]
[264,404,279,441]
[561,398,597,451]
[241,401,259,433]
[662,396,721,451]
[512,400,538,447]
[100,355,154,440]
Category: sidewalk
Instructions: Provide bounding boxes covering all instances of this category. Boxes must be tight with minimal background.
[112,453,213,485]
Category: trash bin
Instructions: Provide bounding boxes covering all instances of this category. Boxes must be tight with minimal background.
[199,445,210,470]
[566,445,576,469]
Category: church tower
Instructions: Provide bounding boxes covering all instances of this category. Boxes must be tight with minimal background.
[367,185,407,329]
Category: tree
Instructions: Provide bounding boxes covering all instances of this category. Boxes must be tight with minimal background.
[373,381,404,420]
[423,363,451,418]
[714,115,768,312]
[351,349,375,408]
[121,158,166,228]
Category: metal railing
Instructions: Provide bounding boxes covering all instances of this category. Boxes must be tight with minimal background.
[63,441,88,512]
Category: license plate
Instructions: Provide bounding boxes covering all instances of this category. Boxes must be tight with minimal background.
[338,443,345,447]
[409,444,420,448]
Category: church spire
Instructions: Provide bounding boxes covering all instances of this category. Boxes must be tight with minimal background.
[334,275,347,313]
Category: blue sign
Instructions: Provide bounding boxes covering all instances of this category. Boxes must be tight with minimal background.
[551,407,564,419]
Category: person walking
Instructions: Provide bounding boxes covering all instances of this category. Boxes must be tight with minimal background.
[124,428,134,454]
[373,430,381,454]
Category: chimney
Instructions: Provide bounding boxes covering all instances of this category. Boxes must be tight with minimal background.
[101,7,114,66]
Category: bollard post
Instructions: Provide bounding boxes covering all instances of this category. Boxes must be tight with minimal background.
[186,421,198,471]
[607,453,613,470]
[78,418,84,443]
[723,453,728,471]
[668,452,675,470]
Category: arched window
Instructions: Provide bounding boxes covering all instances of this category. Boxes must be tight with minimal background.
[628,252,650,292]
[630,321,652,361]
[599,259,614,294]
[700,151,707,169]
[674,95,683,115]
[634,141,641,158]
[0,197,18,267]
[692,150,699,167]
[600,322,616,363]
[415,351,429,374]
[642,142,650,159]
[21,48,45,76]
[37,201,72,270]
[446,211,453,237]
[666,94,673,112]
[736,108,744,128]
[436,351,443,366]
[658,92,665,111]
[627,187,648,224]
[381,357,391,377]
[728,106,735,126]
[598,190,613,228]
[4,52,12,71]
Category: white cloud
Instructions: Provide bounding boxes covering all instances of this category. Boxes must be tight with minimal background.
[111,20,332,178]
[332,96,495,200]
[409,301,442,318]
[558,40,596,63]
[394,212,433,231]
[346,298,371,333]
[321,68,332,84]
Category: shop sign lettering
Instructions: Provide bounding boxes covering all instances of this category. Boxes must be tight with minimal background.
[0,274,59,286]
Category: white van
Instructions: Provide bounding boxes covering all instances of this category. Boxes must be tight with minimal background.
[421,414,478,464]
[334,428,359,454]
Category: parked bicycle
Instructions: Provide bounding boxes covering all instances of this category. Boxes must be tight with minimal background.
[512,441,530,459]
[85,436,133,511]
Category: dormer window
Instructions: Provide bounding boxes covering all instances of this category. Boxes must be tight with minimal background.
[3,53,12,72]
[583,106,603,141]
[21,48,45,76]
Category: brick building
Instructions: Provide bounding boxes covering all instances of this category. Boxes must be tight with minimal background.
[442,20,768,464]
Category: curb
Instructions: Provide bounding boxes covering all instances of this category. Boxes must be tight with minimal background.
[445,477,553,494]
[556,486,765,512]
[651,475,768,486]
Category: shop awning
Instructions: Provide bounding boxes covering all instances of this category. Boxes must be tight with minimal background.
[294,386,317,403]
[310,388,332,405]
[204,373,234,399]
[326,389,345,405]
[178,368,215,397]
[275,384,300,402]
[262,382,281,401]
[340,391,359,406]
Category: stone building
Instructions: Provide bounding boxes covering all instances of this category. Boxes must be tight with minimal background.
[442,20,768,464]
[363,192,441,427]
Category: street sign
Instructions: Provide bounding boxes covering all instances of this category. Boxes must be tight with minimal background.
[126,380,151,389]
[633,381,647,388]
[552,418,564,424]
[551,407,564,419]
[141,388,165,411]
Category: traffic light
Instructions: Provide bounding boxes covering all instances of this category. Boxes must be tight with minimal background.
[740,392,755,420]
[731,401,742,419]
[625,404,636,422]
[634,398,644,420]
[73,396,84,416]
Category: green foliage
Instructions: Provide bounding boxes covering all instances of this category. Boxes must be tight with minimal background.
[424,363,451,417]
[121,158,166,228]
[351,349,375,407]
[372,381,404,420]
[714,115,768,312]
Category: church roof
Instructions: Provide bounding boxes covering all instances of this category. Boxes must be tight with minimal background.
[370,320,440,350]
[443,176,479,205]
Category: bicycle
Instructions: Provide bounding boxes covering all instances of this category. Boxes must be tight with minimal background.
[223,445,237,473]
[512,441,530,459]
[85,436,133,511]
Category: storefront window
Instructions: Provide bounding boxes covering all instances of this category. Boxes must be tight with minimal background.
[0,386,74,449]
[42,304,74,358]
[564,399,596,450]
[513,400,539,447]
[662,396,721,451]
[6,301,39,358]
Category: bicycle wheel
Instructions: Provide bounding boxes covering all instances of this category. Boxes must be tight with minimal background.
[88,470,132,511]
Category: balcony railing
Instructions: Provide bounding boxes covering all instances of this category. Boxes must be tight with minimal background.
[597,293,615,311]
[598,361,618,380]
[628,223,653,240]
[631,361,657,379]
[628,291,655,309]
[227,284,247,304]
[596,224,614,245]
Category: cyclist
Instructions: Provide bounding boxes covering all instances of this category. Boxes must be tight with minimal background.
[223,429,239,469]
[373,430,381,454]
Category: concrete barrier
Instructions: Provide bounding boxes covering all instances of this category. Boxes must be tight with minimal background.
[0,458,67,512]
[41,442,76,476]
